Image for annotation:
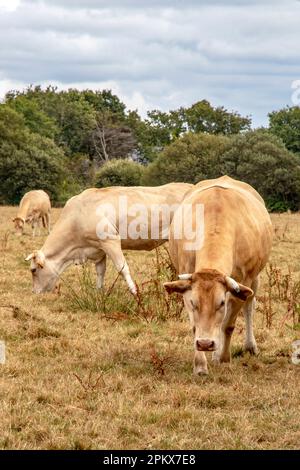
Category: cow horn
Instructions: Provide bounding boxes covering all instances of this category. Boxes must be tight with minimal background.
[25,253,34,261]
[178,273,192,280]
[225,276,240,293]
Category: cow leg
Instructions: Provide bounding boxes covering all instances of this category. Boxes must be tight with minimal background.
[42,215,46,233]
[43,213,50,234]
[214,297,241,363]
[47,212,51,234]
[37,218,41,236]
[194,351,208,375]
[32,220,37,237]
[100,239,136,295]
[95,255,106,289]
[243,277,259,355]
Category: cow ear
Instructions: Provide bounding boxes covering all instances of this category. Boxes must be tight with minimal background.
[164,280,192,295]
[225,276,253,301]
[36,251,45,268]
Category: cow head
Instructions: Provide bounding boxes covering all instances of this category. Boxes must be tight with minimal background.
[164,269,253,353]
[13,217,25,236]
[25,250,58,293]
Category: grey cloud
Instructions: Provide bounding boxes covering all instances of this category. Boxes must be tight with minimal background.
[0,0,300,126]
[23,0,285,8]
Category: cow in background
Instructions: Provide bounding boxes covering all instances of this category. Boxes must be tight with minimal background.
[25,183,192,294]
[13,190,51,237]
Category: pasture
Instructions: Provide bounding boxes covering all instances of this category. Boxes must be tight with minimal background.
[0,206,299,450]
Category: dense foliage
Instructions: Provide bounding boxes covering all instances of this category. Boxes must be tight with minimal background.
[0,106,65,204]
[269,106,300,155]
[95,159,144,188]
[143,130,300,211]
[220,130,300,211]
[142,133,231,185]
[1,85,300,210]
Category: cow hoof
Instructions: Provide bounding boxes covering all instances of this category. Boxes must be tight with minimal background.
[244,343,258,355]
[212,352,221,364]
[193,366,208,376]
[218,355,231,363]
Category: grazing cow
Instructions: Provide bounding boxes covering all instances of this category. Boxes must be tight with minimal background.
[25,183,192,294]
[13,190,51,237]
[163,176,273,375]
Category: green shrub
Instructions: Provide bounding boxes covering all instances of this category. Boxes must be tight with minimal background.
[142,133,230,186]
[266,199,290,213]
[219,130,300,211]
[95,159,144,188]
[142,129,300,211]
[269,106,300,154]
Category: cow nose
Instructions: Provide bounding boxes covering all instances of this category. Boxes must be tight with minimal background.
[196,339,216,351]
[32,288,41,294]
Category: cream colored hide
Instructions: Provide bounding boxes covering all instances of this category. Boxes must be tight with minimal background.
[25,183,192,294]
[164,176,273,375]
[13,190,51,237]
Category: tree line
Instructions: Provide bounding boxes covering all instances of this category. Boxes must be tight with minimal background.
[0,85,300,211]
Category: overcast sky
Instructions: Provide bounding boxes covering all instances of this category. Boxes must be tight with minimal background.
[0,0,300,126]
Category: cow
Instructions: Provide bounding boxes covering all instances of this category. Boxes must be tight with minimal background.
[25,183,192,294]
[163,176,273,375]
[13,190,51,237]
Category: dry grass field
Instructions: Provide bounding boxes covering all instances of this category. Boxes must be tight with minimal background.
[0,206,300,450]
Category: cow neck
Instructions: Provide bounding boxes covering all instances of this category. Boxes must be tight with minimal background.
[195,230,234,277]
[41,230,77,272]
[17,199,30,220]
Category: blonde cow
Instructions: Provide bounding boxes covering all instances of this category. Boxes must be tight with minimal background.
[13,190,51,237]
[164,176,273,375]
[25,183,192,294]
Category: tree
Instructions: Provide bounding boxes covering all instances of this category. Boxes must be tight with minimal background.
[4,87,251,169]
[95,159,144,188]
[5,85,297,210]
[269,106,300,154]
[183,100,251,134]
[5,93,58,139]
[90,110,137,165]
[0,106,66,204]
[126,110,169,163]
[142,133,230,186]
[5,86,97,156]
[145,100,251,144]
[5,86,136,165]
[146,109,184,143]
[81,89,126,118]
[219,130,300,211]
[142,129,300,211]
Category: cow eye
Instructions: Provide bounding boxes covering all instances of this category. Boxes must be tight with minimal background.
[219,300,225,308]
[31,268,37,274]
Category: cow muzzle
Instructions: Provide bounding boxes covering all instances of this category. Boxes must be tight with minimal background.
[196,338,216,352]
[32,287,43,294]
[32,282,59,295]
